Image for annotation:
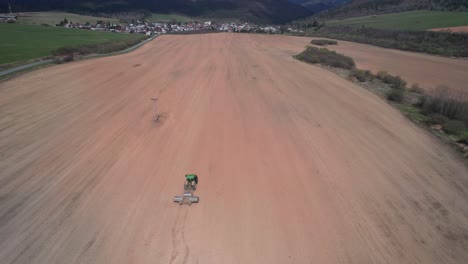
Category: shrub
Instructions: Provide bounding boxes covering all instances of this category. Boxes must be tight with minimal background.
[391,76,406,89]
[52,46,78,56]
[350,69,372,82]
[459,131,468,144]
[409,83,424,94]
[310,39,338,46]
[460,105,468,126]
[414,95,427,107]
[376,71,407,89]
[444,120,466,135]
[52,38,144,56]
[429,113,449,125]
[422,86,468,122]
[376,71,387,79]
[387,89,405,102]
[295,46,355,69]
[63,54,74,62]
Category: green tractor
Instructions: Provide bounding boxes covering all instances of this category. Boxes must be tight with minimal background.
[184,174,198,191]
[174,174,199,205]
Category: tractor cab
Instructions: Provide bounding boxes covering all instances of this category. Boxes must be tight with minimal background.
[185,174,198,190]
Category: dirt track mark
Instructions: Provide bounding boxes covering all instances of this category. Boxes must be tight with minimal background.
[169,209,190,264]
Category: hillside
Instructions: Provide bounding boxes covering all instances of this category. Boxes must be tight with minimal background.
[1,0,312,23]
[17,12,120,25]
[290,0,350,13]
[326,10,468,30]
[319,0,468,19]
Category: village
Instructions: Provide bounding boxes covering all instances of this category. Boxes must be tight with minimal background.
[1,11,303,35]
[54,18,303,35]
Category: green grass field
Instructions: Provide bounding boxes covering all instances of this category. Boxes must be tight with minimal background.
[148,13,194,22]
[18,12,120,26]
[0,24,144,65]
[326,10,468,30]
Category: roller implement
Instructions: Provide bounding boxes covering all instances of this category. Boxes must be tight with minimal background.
[173,174,199,205]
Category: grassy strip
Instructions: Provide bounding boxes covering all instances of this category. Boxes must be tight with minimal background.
[397,105,430,124]
[307,26,468,57]
[294,46,355,69]
[325,11,468,31]
[294,46,468,158]
[310,39,337,46]
[52,37,146,56]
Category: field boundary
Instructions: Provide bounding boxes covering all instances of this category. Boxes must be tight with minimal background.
[79,34,158,59]
[324,11,468,31]
[0,35,158,81]
[306,26,468,57]
[294,45,468,162]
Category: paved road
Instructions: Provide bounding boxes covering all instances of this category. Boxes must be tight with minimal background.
[0,60,52,77]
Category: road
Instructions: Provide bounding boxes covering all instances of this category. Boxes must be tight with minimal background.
[1,33,468,264]
[0,60,52,77]
[315,37,468,94]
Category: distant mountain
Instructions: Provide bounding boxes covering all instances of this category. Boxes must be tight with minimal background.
[318,0,468,19]
[289,0,351,13]
[1,0,313,23]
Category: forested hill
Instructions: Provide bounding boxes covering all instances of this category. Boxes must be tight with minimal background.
[0,0,313,24]
[318,0,468,19]
[289,0,350,13]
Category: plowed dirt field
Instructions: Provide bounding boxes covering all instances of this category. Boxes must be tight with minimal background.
[1,33,467,264]
[314,37,468,94]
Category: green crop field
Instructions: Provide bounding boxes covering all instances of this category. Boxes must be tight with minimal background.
[18,12,120,26]
[326,10,468,30]
[148,13,194,22]
[0,24,144,65]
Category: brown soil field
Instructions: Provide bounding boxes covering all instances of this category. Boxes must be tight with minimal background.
[1,33,468,264]
[313,38,468,93]
[429,26,468,33]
